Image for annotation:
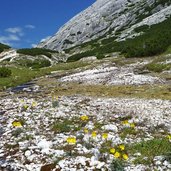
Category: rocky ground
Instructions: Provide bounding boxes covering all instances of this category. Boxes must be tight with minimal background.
[0,56,171,171]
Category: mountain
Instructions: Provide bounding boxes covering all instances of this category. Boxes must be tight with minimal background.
[38,0,171,52]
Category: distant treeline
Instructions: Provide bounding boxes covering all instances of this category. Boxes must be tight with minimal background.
[0,43,10,53]
[17,48,58,58]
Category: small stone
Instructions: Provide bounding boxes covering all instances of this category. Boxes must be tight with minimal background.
[37,139,52,150]
[163,160,169,166]
[25,150,31,157]
[96,162,105,169]
[155,160,162,165]
[58,160,65,168]
[102,124,118,132]
[133,152,141,157]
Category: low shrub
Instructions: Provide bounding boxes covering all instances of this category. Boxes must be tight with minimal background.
[67,50,95,62]
[110,159,125,171]
[145,63,170,72]
[17,59,51,69]
[0,43,10,53]
[0,67,12,77]
[17,48,58,58]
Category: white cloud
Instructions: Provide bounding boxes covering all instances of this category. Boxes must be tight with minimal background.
[31,44,37,48]
[0,34,20,45]
[5,27,22,34]
[25,25,36,29]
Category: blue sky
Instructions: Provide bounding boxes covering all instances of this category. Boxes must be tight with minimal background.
[0,0,95,49]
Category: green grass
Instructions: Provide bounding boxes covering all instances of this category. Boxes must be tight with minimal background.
[0,61,90,90]
[52,83,171,100]
[145,63,171,72]
[128,138,171,165]
[164,45,171,54]
[52,119,74,133]
[120,127,138,139]
[52,117,82,133]
[110,159,125,171]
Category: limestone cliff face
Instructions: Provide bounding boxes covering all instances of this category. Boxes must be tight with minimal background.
[37,0,171,51]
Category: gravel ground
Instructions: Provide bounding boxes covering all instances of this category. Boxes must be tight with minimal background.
[0,60,170,171]
[0,95,171,171]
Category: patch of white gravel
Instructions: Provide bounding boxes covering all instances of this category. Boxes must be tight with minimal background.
[0,95,171,170]
[59,64,163,85]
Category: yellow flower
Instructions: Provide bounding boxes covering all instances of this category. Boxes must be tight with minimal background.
[102,133,108,139]
[84,128,89,134]
[67,137,76,145]
[122,120,129,125]
[20,99,24,103]
[166,135,171,140]
[123,154,129,160]
[110,148,116,154]
[12,121,22,127]
[91,131,97,138]
[23,104,28,109]
[119,144,125,151]
[80,115,89,121]
[32,101,37,107]
[130,123,135,128]
[52,95,58,101]
[114,151,121,158]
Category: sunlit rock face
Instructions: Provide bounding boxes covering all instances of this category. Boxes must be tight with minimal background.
[37,0,171,51]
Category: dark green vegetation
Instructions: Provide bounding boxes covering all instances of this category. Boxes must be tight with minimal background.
[0,67,12,78]
[110,159,125,171]
[52,118,81,133]
[66,17,171,62]
[17,48,58,58]
[0,43,10,53]
[16,59,51,69]
[128,138,171,165]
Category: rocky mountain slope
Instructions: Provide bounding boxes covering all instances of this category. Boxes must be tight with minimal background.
[38,0,171,51]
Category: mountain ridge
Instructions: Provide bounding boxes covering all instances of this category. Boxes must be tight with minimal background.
[37,0,171,51]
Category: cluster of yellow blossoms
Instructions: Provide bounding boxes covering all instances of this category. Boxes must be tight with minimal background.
[110,144,128,160]
[122,120,135,128]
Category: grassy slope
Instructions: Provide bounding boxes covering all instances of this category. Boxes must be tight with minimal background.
[0,61,90,90]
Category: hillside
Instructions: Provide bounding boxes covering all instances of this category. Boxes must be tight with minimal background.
[0,43,10,53]
[1,0,171,170]
[38,0,171,53]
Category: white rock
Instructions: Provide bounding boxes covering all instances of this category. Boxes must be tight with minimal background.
[102,124,118,132]
[37,139,52,150]
[134,152,141,157]
[25,150,32,157]
[163,160,170,166]
[90,156,99,166]
[76,156,86,166]
[58,160,66,168]
[155,160,162,165]
[96,162,105,169]
[54,150,65,157]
